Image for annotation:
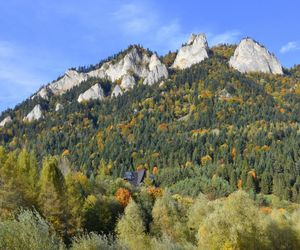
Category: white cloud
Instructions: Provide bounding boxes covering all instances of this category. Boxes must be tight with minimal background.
[209,31,241,46]
[112,3,242,54]
[0,40,70,111]
[280,41,300,54]
[112,3,187,53]
[113,3,158,34]
[0,41,41,87]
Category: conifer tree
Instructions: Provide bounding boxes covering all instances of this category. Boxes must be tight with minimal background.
[116,198,149,250]
[38,156,69,239]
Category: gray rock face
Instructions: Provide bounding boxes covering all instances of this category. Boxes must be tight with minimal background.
[24,105,43,122]
[143,54,168,85]
[120,74,136,90]
[55,103,64,111]
[111,85,123,97]
[78,84,104,103]
[32,87,49,100]
[49,70,88,95]
[103,47,150,81]
[171,33,209,69]
[219,89,232,99]
[0,116,12,127]
[229,38,283,75]
[40,47,168,97]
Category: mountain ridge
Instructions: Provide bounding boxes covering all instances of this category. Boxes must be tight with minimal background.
[0,33,298,127]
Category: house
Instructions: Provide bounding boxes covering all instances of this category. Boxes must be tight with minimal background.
[124,169,146,186]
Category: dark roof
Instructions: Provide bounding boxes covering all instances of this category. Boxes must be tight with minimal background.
[124,169,146,186]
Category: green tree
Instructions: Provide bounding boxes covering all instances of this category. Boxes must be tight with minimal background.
[116,198,150,250]
[38,156,69,239]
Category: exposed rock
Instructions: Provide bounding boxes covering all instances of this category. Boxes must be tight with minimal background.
[159,81,165,87]
[0,116,12,127]
[171,33,209,69]
[37,87,49,100]
[120,74,136,90]
[55,103,64,111]
[24,105,43,122]
[178,113,191,122]
[219,89,232,99]
[32,87,49,100]
[49,70,88,95]
[89,47,150,83]
[211,128,220,136]
[36,46,169,98]
[78,84,104,103]
[229,38,283,75]
[111,85,123,97]
[143,54,168,85]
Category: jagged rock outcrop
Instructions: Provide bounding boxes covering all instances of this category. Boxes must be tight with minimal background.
[143,54,168,85]
[102,47,150,81]
[219,89,232,99]
[31,87,49,100]
[229,38,283,75]
[120,74,136,90]
[38,47,168,97]
[171,33,209,69]
[78,84,104,103]
[55,103,63,111]
[24,105,43,122]
[90,48,168,86]
[49,70,88,95]
[111,85,123,97]
[0,116,12,127]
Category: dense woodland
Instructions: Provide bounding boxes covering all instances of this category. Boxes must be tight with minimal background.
[0,44,300,249]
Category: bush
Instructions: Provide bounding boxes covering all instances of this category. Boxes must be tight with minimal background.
[0,209,64,250]
[71,233,122,250]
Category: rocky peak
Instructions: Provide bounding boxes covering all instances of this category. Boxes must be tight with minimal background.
[34,46,169,100]
[77,84,104,103]
[111,85,123,97]
[143,54,169,85]
[121,74,136,90]
[31,87,49,100]
[0,116,12,127]
[171,33,209,70]
[229,38,283,75]
[187,33,197,45]
[24,105,43,122]
[55,103,64,112]
[49,69,87,95]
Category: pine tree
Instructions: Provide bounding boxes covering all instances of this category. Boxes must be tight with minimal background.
[116,198,149,250]
[260,172,272,194]
[38,156,69,239]
[16,149,38,206]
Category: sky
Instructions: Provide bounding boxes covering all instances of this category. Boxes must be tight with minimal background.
[0,0,299,113]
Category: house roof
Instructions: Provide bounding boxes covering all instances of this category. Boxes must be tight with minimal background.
[124,169,146,186]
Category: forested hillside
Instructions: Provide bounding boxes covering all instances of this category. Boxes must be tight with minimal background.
[1,40,300,249]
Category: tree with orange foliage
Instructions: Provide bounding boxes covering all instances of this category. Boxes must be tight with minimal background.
[115,188,131,207]
[152,166,158,175]
[147,186,163,198]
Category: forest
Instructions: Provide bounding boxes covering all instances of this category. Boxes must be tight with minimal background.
[0,44,300,249]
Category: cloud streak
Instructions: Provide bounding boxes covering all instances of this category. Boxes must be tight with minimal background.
[112,3,242,53]
[0,40,70,111]
[209,31,241,46]
[280,41,300,54]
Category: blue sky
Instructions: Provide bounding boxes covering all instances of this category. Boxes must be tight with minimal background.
[0,0,299,113]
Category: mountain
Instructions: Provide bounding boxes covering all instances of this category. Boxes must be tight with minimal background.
[1,33,300,200]
[1,32,300,248]
[33,46,168,100]
[171,33,209,69]
[229,38,283,74]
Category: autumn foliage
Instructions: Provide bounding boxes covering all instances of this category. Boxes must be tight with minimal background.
[115,188,131,207]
